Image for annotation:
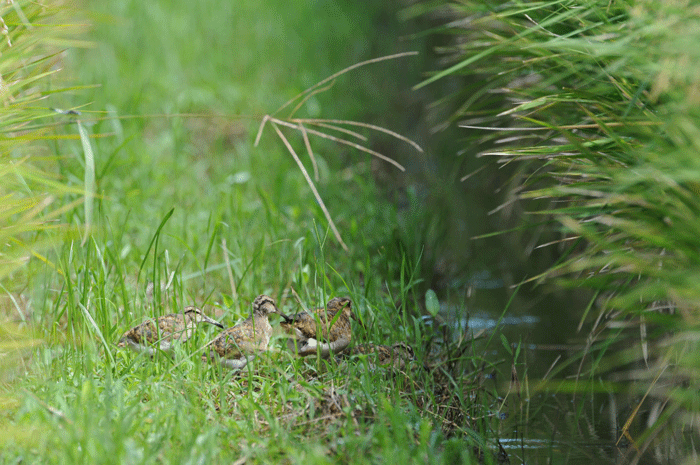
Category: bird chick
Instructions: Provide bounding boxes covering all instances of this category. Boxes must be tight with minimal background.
[118,306,224,356]
[280,296,353,357]
[206,294,281,370]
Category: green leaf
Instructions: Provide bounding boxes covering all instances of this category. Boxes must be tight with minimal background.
[425,289,440,317]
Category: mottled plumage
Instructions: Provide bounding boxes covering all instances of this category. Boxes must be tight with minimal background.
[118,306,223,355]
[280,297,353,357]
[342,342,415,369]
[206,295,280,370]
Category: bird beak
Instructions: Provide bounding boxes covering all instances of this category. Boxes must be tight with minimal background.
[274,307,293,321]
[203,314,225,329]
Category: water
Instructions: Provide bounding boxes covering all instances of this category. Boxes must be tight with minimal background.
[437,284,671,465]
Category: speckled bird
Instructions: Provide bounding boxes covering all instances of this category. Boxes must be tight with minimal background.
[280,296,353,357]
[342,342,415,369]
[117,306,224,355]
[205,294,281,370]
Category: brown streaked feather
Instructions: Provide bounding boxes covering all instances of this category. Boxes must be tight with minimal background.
[117,306,223,355]
[206,294,280,370]
[280,297,353,357]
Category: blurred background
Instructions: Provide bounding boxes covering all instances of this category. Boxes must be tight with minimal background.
[56,0,582,347]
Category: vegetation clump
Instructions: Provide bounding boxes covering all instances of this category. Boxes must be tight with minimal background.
[415,0,700,460]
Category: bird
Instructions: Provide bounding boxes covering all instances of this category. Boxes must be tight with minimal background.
[280,296,354,357]
[341,342,415,369]
[205,294,281,370]
[117,306,224,356]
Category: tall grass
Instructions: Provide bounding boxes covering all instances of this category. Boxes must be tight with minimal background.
[0,1,87,284]
[414,0,700,460]
[0,0,90,452]
[0,2,88,330]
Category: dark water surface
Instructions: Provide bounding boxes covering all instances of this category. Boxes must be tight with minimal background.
[439,284,675,465]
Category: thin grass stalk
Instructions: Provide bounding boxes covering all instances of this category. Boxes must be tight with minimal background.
[253,55,424,251]
[271,120,349,252]
[293,118,424,152]
[274,51,418,117]
[269,117,407,171]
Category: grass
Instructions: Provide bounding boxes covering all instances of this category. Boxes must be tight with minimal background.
[411,0,700,461]
[0,1,86,285]
[0,0,92,454]
[1,0,512,464]
[4,235,505,464]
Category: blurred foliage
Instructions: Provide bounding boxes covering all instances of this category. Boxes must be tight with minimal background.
[414,0,700,460]
[0,0,89,454]
[0,1,87,285]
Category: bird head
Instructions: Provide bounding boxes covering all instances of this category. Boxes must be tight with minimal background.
[327,297,362,326]
[252,294,280,317]
[326,297,352,314]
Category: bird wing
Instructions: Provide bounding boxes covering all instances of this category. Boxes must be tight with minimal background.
[158,315,187,340]
[210,322,267,359]
[132,319,160,344]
